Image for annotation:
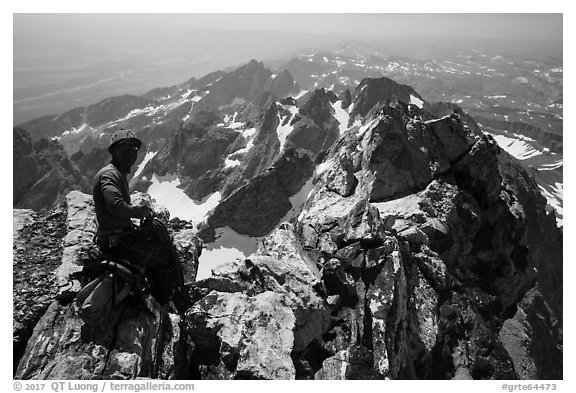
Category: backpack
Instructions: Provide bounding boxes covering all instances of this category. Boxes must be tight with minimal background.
[140,216,172,245]
[75,259,150,327]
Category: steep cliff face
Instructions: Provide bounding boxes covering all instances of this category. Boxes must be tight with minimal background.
[286,88,341,154]
[205,148,314,237]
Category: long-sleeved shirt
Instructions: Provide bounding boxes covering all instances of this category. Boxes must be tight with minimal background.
[92,163,139,233]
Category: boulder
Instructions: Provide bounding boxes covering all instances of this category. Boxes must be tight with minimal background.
[186,291,296,379]
[324,152,358,197]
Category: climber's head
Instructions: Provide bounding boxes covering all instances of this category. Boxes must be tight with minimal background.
[108,129,142,173]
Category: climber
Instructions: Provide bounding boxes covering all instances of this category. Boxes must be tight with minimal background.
[92,129,186,310]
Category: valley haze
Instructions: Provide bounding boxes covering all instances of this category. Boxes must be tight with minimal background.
[13,14,561,124]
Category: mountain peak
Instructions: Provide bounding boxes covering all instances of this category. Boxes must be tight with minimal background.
[351,77,424,119]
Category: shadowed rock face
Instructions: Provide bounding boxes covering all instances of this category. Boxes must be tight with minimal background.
[206,148,314,237]
[287,88,340,154]
[13,127,91,210]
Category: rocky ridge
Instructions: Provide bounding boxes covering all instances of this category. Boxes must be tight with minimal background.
[13,77,562,380]
[186,98,562,379]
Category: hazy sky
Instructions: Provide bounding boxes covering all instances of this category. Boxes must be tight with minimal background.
[14,13,562,42]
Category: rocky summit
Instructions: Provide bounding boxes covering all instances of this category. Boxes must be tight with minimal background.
[13,69,562,380]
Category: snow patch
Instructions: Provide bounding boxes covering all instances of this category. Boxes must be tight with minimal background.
[276,105,299,150]
[331,100,350,135]
[293,90,308,100]
[133,151,157,178]
[224,157,241,168]
[61,123,89,137]
[409,95,424,109]
[538,183,563,226]
[239,127,257,139]
[227,122,245,129]
[147,174,221,224]
[315,159,335,176]
[222,126,258,166]
[357,118,378,138]
[539,160,563,171]
[489,133,541,160]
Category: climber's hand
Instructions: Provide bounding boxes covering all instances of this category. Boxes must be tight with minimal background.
[134,204,152,219]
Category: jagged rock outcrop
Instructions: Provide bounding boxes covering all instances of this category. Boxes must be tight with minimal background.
[14,191,202,379]
[147,111,240,180]
[13,127,91,210]
[193,60,297,115]
[288,99,562,379]
[339,89,352,109]
[286,88,340,154]
[265,69,299,100]
[187,225,330,379]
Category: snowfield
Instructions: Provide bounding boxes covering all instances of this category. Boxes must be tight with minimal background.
[331,100,350,135]
[485,130,563,227]
[147,174,221,224]
[489,133,542,160]
[133,151,157,178]
[276,104,299,151]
